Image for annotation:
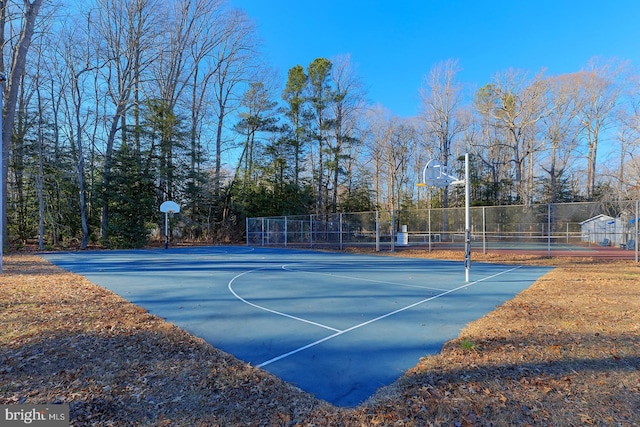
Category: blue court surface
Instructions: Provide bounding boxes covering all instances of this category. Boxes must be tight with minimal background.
[42,246,551,407]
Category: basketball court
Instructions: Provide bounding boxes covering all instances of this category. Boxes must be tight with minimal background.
[42,246,551,406]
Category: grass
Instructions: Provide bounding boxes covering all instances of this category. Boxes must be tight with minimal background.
[1,252,639,426]
[460,338,478,352]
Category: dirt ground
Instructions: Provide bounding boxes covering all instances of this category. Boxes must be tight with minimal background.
[1,251,639,426]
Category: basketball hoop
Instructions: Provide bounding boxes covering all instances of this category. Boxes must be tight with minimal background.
[418,155,471,282]
[160,201,180,249]
[419,159,464,188]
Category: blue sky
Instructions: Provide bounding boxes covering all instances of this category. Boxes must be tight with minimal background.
[231,0,640,118]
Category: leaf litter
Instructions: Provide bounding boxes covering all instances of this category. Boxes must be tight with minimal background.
[1,253,639,426]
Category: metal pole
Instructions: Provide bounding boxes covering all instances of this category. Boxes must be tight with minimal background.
[428,209,432,252]
[482,206,486,255]
[245,217,249,246]
[164,212,169,249]
[375,211,380,252]
[339,213,343,251]
[464,153,470,282]
[547,203,551,258]
[633,200,640,262]
[284,216,288,248]
[391,210,395,252]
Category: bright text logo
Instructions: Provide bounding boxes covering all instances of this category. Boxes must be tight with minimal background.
[1,405,69,426]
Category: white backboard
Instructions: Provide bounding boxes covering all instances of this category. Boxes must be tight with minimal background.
[421,159,462,188]
[160,200,180,213]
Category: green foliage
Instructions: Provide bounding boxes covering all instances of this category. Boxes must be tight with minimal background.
[104,142,155,249]
[339,186,375,213]
[231,180,314,219]
[142,98,191,201]
[283,65,308,115]
[539,176,578,204]
[307,58,333,99]
[592,181,617,202]
[460,338,479,352]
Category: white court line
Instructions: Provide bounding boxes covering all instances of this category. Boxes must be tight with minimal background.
[228,267,342,332]
[282,264,449,291]
[256,265,522,368]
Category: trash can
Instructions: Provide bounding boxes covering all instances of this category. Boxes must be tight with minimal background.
[397,225,408,246]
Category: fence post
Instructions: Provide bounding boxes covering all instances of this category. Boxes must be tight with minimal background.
[375,211,380,252]
[633,200,640,262]
[547,203,551,258]
[310,215,313,248]
[246,217,249,246]
[261,218,265,247]
[428,208,432,252]
[482,207,486,255]
[284,216,288,248]
[391,210,396,252]
[339,213,343,250]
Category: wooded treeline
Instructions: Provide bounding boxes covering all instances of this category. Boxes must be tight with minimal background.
[2,0,639,249]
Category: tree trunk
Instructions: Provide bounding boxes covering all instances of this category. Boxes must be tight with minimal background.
[1,0,44,259]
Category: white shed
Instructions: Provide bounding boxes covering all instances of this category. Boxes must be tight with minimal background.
[580,214,625,246]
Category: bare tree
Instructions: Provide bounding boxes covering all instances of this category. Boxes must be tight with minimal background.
[420,59,466,207]
[475,69,550,205]
[150,0,225,201]
[538,73,585,203]
[362,105,388,209]
[362,107,417,212]
[329,54,365,212]
[307,57,333,215]
[92,0,159,244]
[186,0,229,213]
[577,58,627,200]
[0,0,45,266]
[613,70,640,199]
[54,14,104,249]
[210,8,256,197]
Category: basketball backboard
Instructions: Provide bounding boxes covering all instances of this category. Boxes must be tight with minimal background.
[420,159,463,188]
[160,200,180,214]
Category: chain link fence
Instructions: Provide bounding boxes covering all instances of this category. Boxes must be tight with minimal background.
[246,201,639,259]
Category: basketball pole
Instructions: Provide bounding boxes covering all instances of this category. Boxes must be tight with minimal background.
[463,153,470,282]
[164,211,169,249]
[159,201,180,250]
